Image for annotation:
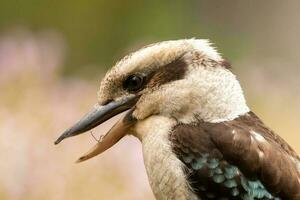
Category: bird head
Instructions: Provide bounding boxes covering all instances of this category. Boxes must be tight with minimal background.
[54,39,249,162]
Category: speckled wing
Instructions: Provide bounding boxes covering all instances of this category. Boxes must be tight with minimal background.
[169,112,300,200]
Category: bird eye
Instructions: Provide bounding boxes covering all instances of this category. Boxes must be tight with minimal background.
[123,74,144,92]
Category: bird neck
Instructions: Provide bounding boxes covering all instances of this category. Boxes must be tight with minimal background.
[180,66,250,123]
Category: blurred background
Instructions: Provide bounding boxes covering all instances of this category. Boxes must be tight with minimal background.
[0,1,299,200]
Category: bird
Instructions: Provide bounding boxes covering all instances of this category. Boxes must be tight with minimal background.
[54,39,300,200]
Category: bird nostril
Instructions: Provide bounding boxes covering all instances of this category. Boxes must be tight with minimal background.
[102,99,113,105]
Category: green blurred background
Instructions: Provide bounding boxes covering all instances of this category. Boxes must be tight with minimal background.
[0,1,299,200]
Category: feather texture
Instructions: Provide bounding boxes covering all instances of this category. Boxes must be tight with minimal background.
[170,112,300,199]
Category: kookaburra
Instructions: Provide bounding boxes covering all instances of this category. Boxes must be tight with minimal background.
[55,39,300,200]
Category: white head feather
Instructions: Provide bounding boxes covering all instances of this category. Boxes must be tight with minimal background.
[98,39,249,123]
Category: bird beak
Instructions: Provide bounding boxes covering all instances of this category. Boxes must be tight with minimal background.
[54,95,138,162]
[76,110,136,163]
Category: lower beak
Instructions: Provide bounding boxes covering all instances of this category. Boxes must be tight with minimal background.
[54,95,138,162]
[76,110,136,163]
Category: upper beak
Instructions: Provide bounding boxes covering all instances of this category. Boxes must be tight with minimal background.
[54,95,138,162]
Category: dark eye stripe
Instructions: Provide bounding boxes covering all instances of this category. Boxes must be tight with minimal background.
[146,57,188,88]
[122,57,188,93]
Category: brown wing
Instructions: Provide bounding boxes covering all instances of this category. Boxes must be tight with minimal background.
[170,112,300,199]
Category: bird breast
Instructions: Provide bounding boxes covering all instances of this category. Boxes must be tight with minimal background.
[134,116,198,200]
